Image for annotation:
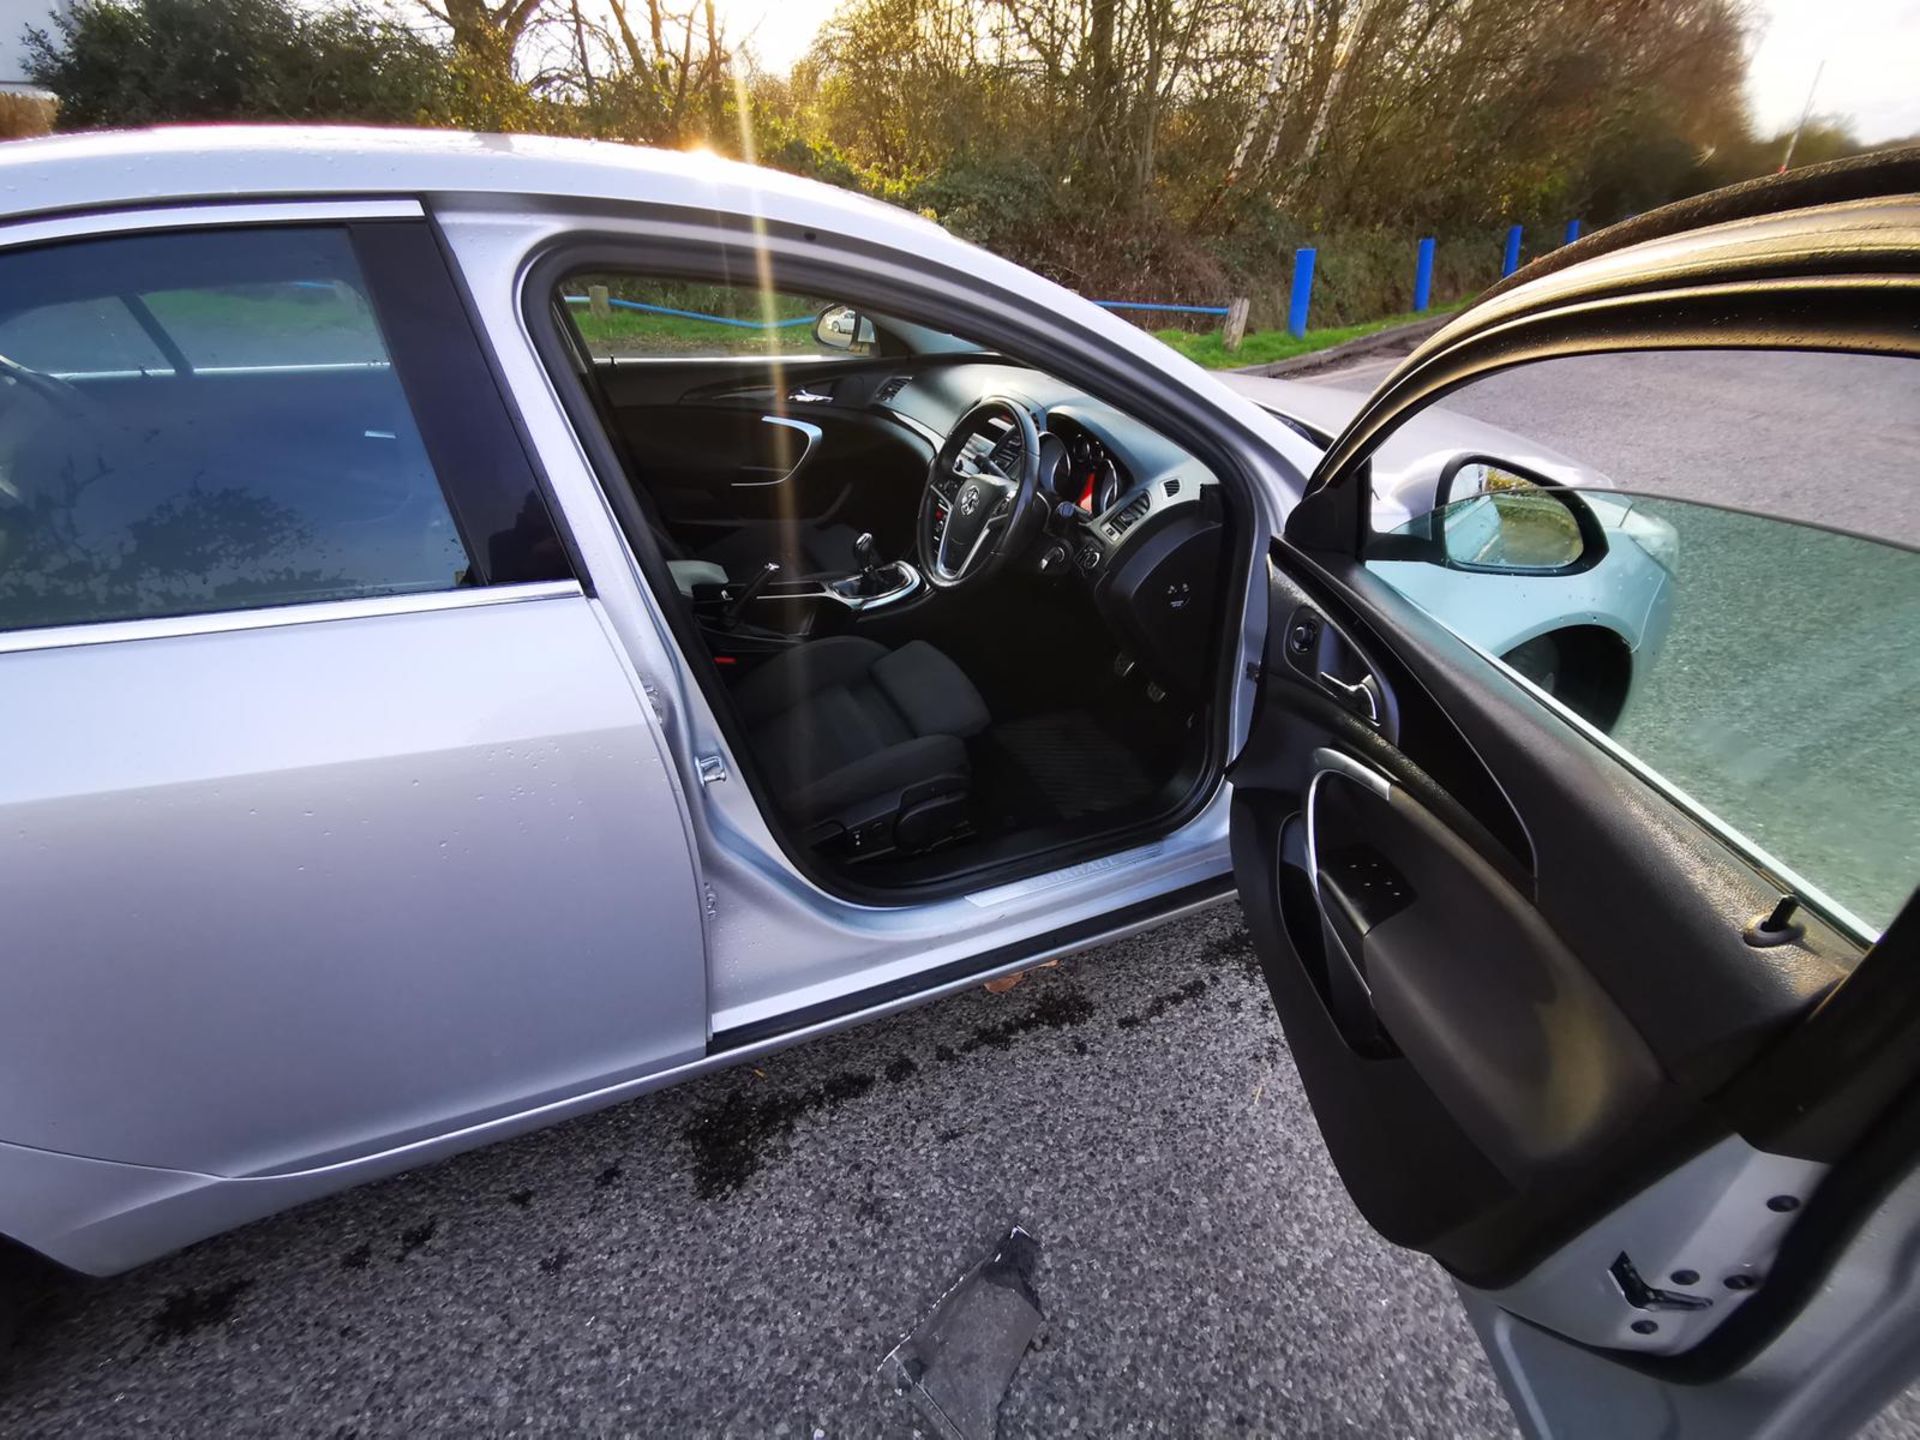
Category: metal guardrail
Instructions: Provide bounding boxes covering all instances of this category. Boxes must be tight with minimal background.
[1091,300,1231,317]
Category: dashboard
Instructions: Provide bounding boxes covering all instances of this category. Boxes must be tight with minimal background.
[869,359,1228,695]
[968,410,1129,513]
[869,359,1214,567]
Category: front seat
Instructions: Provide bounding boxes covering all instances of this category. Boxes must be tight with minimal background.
[667,558,730,597]
[732,637,989,853]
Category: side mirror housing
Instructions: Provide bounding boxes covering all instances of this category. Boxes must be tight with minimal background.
[1435,457,1603,573]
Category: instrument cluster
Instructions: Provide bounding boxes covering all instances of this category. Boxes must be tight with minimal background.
[1045,417,1127,516]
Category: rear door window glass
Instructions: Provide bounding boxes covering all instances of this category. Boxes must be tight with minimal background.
[142,279,390,369]
[0,296,174,376]
[0,226,472,631]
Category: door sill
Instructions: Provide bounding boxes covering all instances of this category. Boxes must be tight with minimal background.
[708,872,1235,1051]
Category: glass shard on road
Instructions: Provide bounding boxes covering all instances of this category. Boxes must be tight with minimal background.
[879,1227,1043,1440]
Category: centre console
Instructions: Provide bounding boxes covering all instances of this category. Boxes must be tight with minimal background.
[692,560,923,656]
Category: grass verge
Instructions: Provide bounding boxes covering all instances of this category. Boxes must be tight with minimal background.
[1154,299,1471,370]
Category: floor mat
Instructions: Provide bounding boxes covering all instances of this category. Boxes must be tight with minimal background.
[981,710,1158,822]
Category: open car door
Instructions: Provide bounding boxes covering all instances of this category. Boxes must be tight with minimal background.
[1228,155,1920,1438]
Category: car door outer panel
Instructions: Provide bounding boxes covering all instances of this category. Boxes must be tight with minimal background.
[1230,555,1854,1289]
[0,593,709,1182]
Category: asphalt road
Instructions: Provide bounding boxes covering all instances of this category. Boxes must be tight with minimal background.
[2,908,1524,1437]
[1304,345,1919,547]
[8,905,1916,1438]
[2,346,1916,1438]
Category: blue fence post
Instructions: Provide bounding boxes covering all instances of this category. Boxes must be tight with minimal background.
[1564,218,1583,246]
[1501,224,1523,277]
[1287,247,1317,338]
[1412,237,1436,312]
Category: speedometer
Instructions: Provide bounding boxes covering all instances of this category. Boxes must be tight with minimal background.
[1046,424,1128,514]
[1067,439,1110,512]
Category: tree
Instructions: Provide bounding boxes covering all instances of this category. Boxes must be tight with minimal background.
[26,0,457,130]
[417,0,549,98]
[23,0,1778,326]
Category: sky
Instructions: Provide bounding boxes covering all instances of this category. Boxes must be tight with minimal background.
[713,0,1920,145]
[1743,0,1920,143]
[719,0,839,74]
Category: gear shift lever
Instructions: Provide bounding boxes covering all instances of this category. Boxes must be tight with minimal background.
[847,532,890,598]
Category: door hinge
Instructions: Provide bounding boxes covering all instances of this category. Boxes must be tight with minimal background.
[696,753,728,786]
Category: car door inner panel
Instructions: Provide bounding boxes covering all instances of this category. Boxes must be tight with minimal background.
[1229,552,1855,1291]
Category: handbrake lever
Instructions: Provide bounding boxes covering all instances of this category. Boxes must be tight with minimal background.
[724,561,780,629]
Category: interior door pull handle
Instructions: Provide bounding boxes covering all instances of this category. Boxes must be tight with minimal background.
[733,415,823,487]
[1317,671,1382,726]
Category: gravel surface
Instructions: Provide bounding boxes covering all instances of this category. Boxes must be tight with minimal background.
[7,904,1915,1436]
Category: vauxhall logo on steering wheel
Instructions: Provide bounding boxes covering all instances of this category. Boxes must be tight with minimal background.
[959,486,982,516]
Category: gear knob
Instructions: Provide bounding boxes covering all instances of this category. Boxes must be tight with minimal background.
[853,532,878,572]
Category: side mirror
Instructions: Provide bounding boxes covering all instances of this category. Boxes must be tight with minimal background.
[814,303,876,353]
[1436,457,1599,573]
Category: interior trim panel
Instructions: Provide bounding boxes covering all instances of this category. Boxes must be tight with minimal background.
[1229,547,1855,1287]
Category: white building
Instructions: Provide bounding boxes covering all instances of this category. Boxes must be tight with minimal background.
[1,0,63,95]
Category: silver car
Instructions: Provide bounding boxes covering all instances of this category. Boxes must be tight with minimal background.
[0,127,1914,1439]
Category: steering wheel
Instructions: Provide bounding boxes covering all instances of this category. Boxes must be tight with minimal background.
[917,395,1047,590]
[0,352,117,485]
[0,353,96,419]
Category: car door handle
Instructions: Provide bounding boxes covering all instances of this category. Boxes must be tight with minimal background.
[1317,670,1382,726]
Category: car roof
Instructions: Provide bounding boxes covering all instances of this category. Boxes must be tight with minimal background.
[0,124,1333,493]
[0,125,947,244]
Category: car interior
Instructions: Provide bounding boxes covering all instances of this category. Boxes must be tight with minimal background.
[549,273,1236,888]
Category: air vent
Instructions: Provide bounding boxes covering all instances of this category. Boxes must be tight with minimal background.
[1163,477,1181,498]
[989,431,1023,471]
[874,375,909,403]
